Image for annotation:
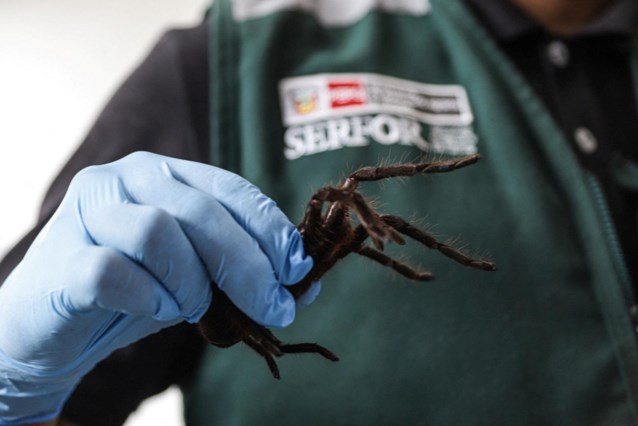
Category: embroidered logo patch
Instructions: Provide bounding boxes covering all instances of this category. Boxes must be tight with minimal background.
[279,73,478,160]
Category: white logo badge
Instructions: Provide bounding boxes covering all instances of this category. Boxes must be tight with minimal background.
[279,73,477,160]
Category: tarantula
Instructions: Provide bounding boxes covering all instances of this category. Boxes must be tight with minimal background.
[198,154,496,379]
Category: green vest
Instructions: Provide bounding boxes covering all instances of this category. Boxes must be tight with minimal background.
[185,0,638,424]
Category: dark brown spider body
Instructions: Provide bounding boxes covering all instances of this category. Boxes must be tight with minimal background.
[198,154,496,379]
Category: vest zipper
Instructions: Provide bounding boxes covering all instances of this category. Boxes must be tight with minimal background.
[586,173,637,334]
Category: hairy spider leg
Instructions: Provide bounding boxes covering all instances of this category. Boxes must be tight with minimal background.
[299,198,351,258]
[341,154,481,191]
[292,197,353,299]
[347,214,495,281]
[241,319,339,380]
[381,215,497,271]
[323,200,350,239]
[356,245,435,281]
[200,287,339,379]
[346,224,434,280]
[308,187,405,249]
[251,340,340,380]
[280,343,339,360]
[298,199,324,245]
[241,331,283,379]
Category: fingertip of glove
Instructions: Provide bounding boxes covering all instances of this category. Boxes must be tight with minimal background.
[280,229,314,284]
[260,287,297,328]
[269,308,296,329]
[182,287,213,324]
[151,291,181,322]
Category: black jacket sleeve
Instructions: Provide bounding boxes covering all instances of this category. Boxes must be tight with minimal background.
[0,18,210,426]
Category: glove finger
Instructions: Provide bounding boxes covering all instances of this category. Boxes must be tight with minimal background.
[117,161,296,327]
[81,203,212,323]
[185,168,312,285]
[123,154,313,285]
[66,245,181,322]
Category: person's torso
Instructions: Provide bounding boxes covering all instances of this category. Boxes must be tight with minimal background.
[185,1,638,424]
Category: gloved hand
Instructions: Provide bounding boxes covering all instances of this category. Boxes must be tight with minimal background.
[0,152,314,425]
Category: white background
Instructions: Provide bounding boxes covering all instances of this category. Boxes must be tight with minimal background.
[0,0,211,424]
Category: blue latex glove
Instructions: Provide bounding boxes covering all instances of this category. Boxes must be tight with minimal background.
[0,152,314,424]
